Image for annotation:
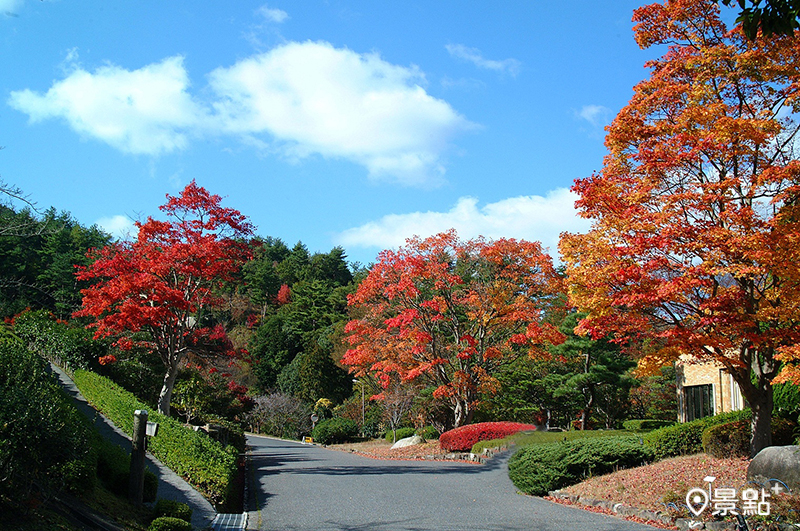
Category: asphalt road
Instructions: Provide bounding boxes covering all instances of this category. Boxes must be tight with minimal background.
[246,435,657,531]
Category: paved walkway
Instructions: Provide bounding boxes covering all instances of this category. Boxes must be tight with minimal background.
[50,363,217,530]
[246,434,657,531]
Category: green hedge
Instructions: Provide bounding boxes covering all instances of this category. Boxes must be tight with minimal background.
[13,309,105,372]
[644,409,751,460]
[702,417,796,458]
[154,499,193,523]
[509,435,654,496]
[385,427,416,442]
[312,417,359,444]
[622,419,675,431]
[417,426,439,441]
[0,341,95,507]
[73,370,238,509]
[148,516,192,531]
[95,436,157,502]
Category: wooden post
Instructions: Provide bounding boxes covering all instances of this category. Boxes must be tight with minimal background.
[128,409,147,504]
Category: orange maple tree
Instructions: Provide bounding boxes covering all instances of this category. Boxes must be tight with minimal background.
[74,181,253,416]
[343,230,565,429]
[560,0,800,455]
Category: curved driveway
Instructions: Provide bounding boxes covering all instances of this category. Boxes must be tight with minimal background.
[246,435,656,531]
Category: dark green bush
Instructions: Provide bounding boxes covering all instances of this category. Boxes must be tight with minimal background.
[701,420,751,458]
[774,381,800,422]
[702,417,796,458]
[13,309,105,371]
[95,437,157,502]
[622,419,675,431]
[385,427,416,442]
[154,499,193,523]
[312,417,359,444]
[644,409,751,460]
[0,342,93,509]
[148,516,192,531]
[58,456,96,496]
[73,369,237,509]
[417,426,439,440]
[509,435,654,496]
[96,438,131,495]
[144,470,158,503]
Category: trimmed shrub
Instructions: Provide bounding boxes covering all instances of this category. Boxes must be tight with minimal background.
[0,342,94,507]
[439,422,536,453]
[95,437,157,502]
[644,409,751,460]
[417,426,439,441]
[73,369,237,509]
[312,417,359,445]
[148,516,192,531]
[154,499,193,523]
[144,470,158,503]
[702,417,796,458]
[13,309,105,371]
[385,427,416,442]
[509,435,654,496]
[701,420,751,458]
[622,419,675,431]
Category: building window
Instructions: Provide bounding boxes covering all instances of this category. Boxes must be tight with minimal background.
[685,384,714,421]
[730,378,743,411]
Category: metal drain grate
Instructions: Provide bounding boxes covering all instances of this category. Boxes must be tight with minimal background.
[211,512,248,531]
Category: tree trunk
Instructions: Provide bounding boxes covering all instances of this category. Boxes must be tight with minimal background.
[749,385,774,458]
[157,361,181,417]
[580,384,595,431]
[732,346,778,458]
[453,399,473,428]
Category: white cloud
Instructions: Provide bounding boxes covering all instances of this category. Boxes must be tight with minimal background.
[96,215,137,240]
[576,104,611,127]
[0,0,23,15]
[9,42,473,186]
[256,4,288,23]
[208,41,474,186]
[445,44,521,77]
[8,56,203,155]
[334,188,590,258]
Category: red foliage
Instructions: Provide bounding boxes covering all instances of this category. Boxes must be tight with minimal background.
[438,421,536,452]
[73,181,253,416]
[344,230,565,428]
[246,313,260,329]
[275,284,291,305]
[98,354,117,366]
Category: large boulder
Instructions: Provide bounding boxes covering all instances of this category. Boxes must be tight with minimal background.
[391,435,424,449]
[747,445,800,493]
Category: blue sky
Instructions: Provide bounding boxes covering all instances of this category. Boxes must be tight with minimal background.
[1,1,722,266]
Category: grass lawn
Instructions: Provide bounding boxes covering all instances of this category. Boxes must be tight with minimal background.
[471,428,637,453]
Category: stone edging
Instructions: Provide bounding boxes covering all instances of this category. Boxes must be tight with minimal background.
[548,490,675,527]
[548,490,799,531]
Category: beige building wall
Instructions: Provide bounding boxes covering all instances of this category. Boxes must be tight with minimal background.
[675,355,745,422]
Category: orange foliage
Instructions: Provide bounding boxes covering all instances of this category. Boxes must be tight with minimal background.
[560,0,800,453]
[343,229,565,428]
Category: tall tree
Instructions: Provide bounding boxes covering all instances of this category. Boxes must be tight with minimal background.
[343,230,565,428]
[75,181,253,416]
[551,313,636,430]
[560,0,800,456]
[721,0,800,38]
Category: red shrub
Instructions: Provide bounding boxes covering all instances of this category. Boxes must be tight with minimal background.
[439,422,536,452]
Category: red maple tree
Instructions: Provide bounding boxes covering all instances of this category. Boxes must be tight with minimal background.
[75,181,253,416]
[343,230,565,429]
[560,0,800,455]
